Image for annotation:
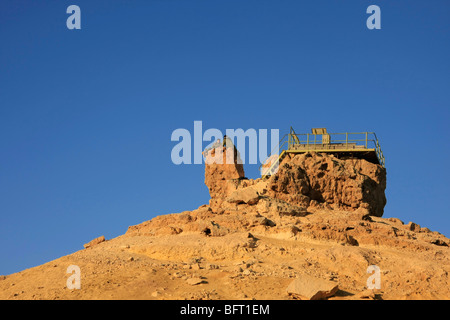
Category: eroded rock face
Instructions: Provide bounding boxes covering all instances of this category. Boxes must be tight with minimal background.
[286,274,339,300]
[204,147,244,190]
[267,152,387,217]
[226,187,260,205]
[205,150,387,217]
[83,235,105,249]
[204,146,245,212]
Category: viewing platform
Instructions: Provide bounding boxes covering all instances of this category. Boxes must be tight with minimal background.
[261,127,385,178]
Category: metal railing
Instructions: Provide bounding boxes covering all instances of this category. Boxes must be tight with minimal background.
[287,131,385,167]
[259,129,385,177]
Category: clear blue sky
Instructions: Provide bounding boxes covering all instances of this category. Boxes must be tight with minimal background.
[0,0,449,275]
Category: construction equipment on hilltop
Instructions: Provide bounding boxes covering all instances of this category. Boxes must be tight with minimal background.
[260,127,385,179]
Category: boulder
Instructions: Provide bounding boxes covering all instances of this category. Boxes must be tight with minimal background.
[406,221,421,232]
[226,187,260,205]
[286,274,339,300]
[83,235,105,249]
[186,277,204,285]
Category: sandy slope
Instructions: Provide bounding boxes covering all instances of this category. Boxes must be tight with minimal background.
[1,207,448,300]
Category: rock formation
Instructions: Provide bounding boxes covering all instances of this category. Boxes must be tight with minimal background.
[266,152,387,216]
[204,146,245,213]
[286,274,339,300]
[205,149,386,217]
[0,148,449,300]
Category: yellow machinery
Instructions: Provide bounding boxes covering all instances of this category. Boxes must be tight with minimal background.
[260,127,385,178]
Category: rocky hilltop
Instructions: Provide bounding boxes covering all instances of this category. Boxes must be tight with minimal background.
[205,147,386,217]
[0,148,449,300]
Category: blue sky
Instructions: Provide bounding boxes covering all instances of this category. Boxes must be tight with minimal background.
[0,0,449,275]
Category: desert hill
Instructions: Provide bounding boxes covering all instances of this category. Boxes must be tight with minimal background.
[0,149,449,300]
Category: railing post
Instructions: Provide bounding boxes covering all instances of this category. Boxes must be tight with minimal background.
[365,132,368,148]
[346,132,348,149]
